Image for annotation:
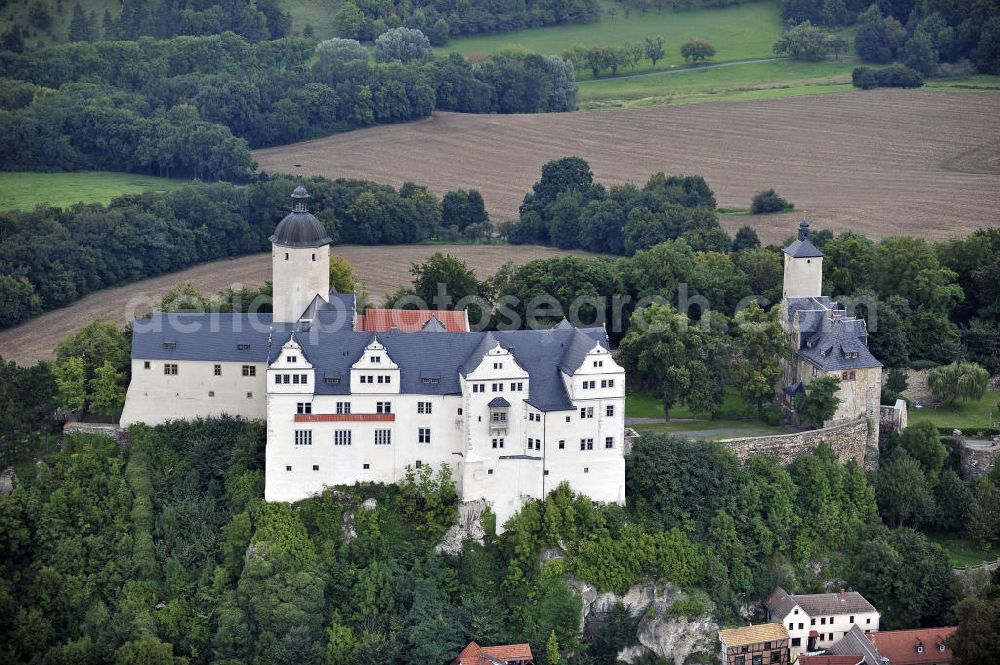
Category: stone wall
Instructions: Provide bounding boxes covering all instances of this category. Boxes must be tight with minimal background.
[959,439,1000,482]
[879,400,908,447]
[887,369,1000,405]
[718,418,870,468]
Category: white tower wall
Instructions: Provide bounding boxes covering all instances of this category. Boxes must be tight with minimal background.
[782,253,823,299]
[272,243,330,324]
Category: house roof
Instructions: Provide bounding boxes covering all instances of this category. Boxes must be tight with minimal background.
[131,313,610,412]
[787,590,878,618]
[453,642,533,665]
[831,625,883,665]
[785,298,882,372]
[489,397,511,408]
[867,626,956,665]
[719,624,789,648]
[766,587,798,619]
[797,655,864,665]
[356,308,468,333]
[559,328,600,375]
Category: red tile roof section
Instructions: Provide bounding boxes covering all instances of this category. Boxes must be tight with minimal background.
[453,641,534,665]
[867,627,957,665]
[798,655,864,665]
[357,309,468,332]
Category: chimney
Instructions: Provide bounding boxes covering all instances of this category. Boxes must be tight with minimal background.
[839,589,846,601]
[834,312,842,322]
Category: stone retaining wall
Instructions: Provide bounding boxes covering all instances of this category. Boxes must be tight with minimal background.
[718,418,869,468]
[888,369,1000,405]
[879,400,907,447]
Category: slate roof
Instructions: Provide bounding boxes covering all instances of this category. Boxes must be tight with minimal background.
[488,397,511,408]
[867,626,956,665]
[790,590,878,618]
[766,587,798,619]
[786,297,881,372]
[270,187,332,248]
[831,626,883,665]
[719,624,789,648]
[559,328,600,375]
[131,313,610,412]
[784,238,824,258]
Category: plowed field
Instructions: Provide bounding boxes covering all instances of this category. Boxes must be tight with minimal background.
[254,90,1000,245]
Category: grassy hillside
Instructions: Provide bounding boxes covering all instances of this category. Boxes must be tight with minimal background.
[0,171,189,210]
[437,1,783,74]
[282,0,341,40]
[0,0,120,49]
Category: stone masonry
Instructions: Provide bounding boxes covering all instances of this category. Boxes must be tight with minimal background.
[718,418,869,468]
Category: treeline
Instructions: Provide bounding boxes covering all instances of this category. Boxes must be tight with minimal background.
[0,174,489,328]
[1,416,991,663]
[779,0,1000,75]
[614,0,752,14]
[0,32,576,179]
[332,0,600,45]
[505,156,728,254]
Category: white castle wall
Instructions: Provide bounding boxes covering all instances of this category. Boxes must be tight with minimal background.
[271,243,330,324]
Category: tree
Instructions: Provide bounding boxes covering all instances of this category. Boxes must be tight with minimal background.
[644,36,665,67]
[429,19,450,46]
[732,226,760,251]
[948,569,1000,665]
[333,3,369,40]
[89,360,125,418]
[28,0,53,30]
[409,253,488,323]
[584,46,614,77]
[928,362,989,406]
[903,30,939,77]
[773,21,834,61]
[750,189,793,214]
[855,5,907,63]
[374,27,433,64]
[733,247,783,305]
[966,477,1000,548]
[898,421,947,482]
[618,303,728,420]
[68,2,94,42]
[54,356,87,412]
[545,631,561,665]
[680,37,715,62]
[794,375,840,426]
[876,450,936,527]
[315,38,369,70]
[329,256,356,293]
[0,275,42,327]
[55,320,130,388]
[731,302,785,417]
[935,469,971,532]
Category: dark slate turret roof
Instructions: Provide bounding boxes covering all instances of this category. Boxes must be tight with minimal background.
[131,311,610,412]
[783,215,824,258]
[488,397,511,407]
[786,296,881,371]
[270,186,332,248]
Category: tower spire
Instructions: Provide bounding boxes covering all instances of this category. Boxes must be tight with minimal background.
[798,211,810,241]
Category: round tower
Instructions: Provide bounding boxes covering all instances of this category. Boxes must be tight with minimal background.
[270,186,332,324]
[782,214,824,299]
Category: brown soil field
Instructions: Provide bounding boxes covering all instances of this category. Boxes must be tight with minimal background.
[0,244,592,365]
[254,90,1000,245]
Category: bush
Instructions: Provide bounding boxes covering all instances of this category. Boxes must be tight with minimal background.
[667,598,707,617]
[909,359,940,371]
[750,189,794,214]
[852,65,925,90]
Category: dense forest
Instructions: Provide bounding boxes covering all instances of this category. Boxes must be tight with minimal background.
[0,413,996,663]
[0,31,576,180]
[0,173,491,327]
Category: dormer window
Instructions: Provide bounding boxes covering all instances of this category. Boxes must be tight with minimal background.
[162,342,176,350]
[237,343,250,351]
[916,643,924,654]
[938,643,945,652]
[845,351,859,358]
[370,355,380,363]
[286,355,297,363]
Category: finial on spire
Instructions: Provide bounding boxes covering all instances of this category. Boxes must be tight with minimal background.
[291,186,310,213]
[798,211,810,241]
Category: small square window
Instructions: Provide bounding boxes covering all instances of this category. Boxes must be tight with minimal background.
[584,467,589,473]
[285,465,292,471]
[214,364,221,375]
[363,463,370,470]
[246,392,253,399]
[544,470,549,475]
[458,408,463,415]
[144,361,150,369]
[415,460,422,469]
[208,391,215,397]
[487,469,494,475]
[565,416,570,422]
[312,464,319,471]
[559,440,565,449]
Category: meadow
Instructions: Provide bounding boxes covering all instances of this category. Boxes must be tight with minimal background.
[0,171,189,210]
[438,1,783,75]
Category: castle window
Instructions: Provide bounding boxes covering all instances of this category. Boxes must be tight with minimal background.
[770,651,781,664]
[293,374,300,384]
[488,469,494,475]
[916,644,924,654]
[559,440,565,449]
[605,437,614,449]
[580,407,594,419]
[334,430,352,446]
[325,376,340,385]
[418,428,431,444]
[841,370,856,381]
[208,391,215,397]
[370,355,380,363]
[363,463,370,469]
[285,253,289,260]
[311,253,316,261]
[361,375,373,384]
[300,373,308,384]
[812,366,821,377]
[296,402,312,414]
[294,430,312,446]
[492,438,504,449]
[490,410,507,423]
[375,429,391,445]
[415,460,422,469]
[242,365,256,376]
[286,355,297,363]
[417,401,432,414]
[544,470,549,475]
[246,392,253,399]
[164,364,178,375]
[494,362,503,370]
[457,408,463,415]
[162,342,176,350]
[376,401,392,414]
[144,361,151,369]
[492,383,501,392]
[850,616,854,623]
[584,467,589,474]
[313,464,319,471]
[214,364,221,375]
[565,416,571,422]
[286,465,292,471]
[421,376,439,385]
[594,360,603,367]
[580,438,593,450]
[237,343,250,351]
[939,644,945,652]
[473,383,480,393]
[606,405,615,417]
[336,401,351,414]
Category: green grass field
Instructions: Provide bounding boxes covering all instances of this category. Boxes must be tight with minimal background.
[926,533,1000,567]
[632,419,788,437]
[626,387,756,420]
[0,172,190,211]
[283,0,342,40]
[908,390,1000,431]
[438,1,783,74]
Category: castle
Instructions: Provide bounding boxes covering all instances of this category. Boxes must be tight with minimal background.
[120,187,626,525]
[779,216,882,442]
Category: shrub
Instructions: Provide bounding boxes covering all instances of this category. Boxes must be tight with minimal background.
[852,65,924,90]
[667,598,706,617]
[750,189,794,214]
